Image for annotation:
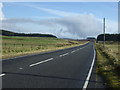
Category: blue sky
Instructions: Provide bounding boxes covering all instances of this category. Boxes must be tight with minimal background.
[1,2,118,39]
[3,2,118,21]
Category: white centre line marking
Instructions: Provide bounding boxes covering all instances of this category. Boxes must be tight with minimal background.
[30,58,54,67]
[71,50,76,53]
[76,49,79,51]
[19,67,23,69]
[59,53,69,57]
[82,46,96,89]
[0,74,5,77]
[80,45,88,50]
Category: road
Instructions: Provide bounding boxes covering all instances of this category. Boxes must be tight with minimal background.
[1,42,105,88]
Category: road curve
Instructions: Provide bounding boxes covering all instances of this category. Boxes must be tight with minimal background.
[1,42,103,88]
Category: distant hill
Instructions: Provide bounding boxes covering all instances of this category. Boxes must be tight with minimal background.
[0,30,57,38]
[97,34,120,41]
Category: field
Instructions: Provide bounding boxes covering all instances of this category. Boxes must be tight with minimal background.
[96,41,120,88]
[1,36,88,59]
[105,42,119,60]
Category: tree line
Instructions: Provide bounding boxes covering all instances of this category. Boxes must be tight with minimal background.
[1,30,57,38]
[97,34,120,41]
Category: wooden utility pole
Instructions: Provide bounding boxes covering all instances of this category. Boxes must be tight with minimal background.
[103,18,105,48]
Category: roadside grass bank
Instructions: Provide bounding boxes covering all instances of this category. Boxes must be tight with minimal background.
[95,42,120,88]
[1,36,88,59]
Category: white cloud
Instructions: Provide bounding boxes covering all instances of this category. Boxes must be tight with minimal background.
[0,2,5,20]
[26,5,118,38]
[28,5,79,17]
[106,20,118,33]
[0,2,5,29]
[52,14,103,38]
[1,6,118,39]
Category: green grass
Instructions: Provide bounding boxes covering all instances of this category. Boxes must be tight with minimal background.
[1,36,88,59]
[96,42,120,88]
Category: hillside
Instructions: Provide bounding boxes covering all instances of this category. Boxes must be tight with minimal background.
[0,30,57,38]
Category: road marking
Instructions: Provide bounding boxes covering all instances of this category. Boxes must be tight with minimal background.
[80,45,88,50]
[59,53,69,57]
[0,74,5,77]
[80,47,84,49]
[71,50,76,53]
[76,49,79,51]
[30,58,54,67]
[71,45,87,54]
[19,67,23,69]
[82,46,96,89]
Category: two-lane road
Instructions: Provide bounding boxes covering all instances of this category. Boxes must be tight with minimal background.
[1,42,101,88]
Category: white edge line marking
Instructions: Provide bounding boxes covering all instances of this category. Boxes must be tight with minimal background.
[30,58,53,67]
[82,45,96,89]
[59,53,69,57]
[0,74,5,77]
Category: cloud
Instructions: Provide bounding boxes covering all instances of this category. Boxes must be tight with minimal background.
[0,2,5,20]
[106,20,118,33]
[28,5,79,17]
[52,14,103,38]
[24,5,118,38]
[2,14,118,39]
[1,6,118,39]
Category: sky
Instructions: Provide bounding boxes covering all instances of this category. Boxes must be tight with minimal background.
[0,2,118,39]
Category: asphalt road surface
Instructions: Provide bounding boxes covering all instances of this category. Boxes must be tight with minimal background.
[1,42,105,88]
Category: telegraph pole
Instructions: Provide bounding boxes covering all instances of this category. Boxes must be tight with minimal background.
[103,18,105,48]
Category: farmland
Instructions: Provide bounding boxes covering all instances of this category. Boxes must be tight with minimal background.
[1,36,88,59]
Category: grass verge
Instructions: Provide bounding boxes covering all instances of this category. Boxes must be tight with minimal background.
[95,43,120,88]
[1,36,88,59]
